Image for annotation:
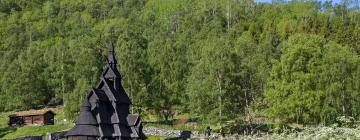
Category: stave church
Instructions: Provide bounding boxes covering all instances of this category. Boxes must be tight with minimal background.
[66,41,145,140]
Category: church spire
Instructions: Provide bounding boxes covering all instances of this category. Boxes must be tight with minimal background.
[108,40,117,69]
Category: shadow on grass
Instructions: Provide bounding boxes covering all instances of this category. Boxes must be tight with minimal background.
[164,131,192,140]
[0,126,17,138]
[164,138,189,140]
[145,120,174,125]
[179,131,191,138]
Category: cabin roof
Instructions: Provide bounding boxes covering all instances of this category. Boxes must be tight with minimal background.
[9,109,55,117]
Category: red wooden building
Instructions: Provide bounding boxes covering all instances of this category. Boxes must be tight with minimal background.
[8,109,55,126]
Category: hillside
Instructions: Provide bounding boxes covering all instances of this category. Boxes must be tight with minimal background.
[0,0,360,128]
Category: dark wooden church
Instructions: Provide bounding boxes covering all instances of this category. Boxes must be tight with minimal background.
[66,41,145,140]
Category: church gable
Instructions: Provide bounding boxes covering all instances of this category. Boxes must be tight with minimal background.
[102,65,121,79]
[91,88,109,102]
[96,78,131,104]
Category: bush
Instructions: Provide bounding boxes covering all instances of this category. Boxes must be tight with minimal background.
[336,116,356,128]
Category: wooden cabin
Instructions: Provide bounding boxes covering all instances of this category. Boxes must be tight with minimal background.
[8,109,55,126]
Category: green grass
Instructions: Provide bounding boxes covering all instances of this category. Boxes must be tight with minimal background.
[147,135,199,140]
[0,124,74,139]
[0,107,201,139]
[143,113,207,132]
[0,113,8,125]
[147,135,172,140]
[52,107,71,124]
[144,123,206,132]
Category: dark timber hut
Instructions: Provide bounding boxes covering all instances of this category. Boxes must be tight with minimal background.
[8,109,55,126]
[66,41,145,140]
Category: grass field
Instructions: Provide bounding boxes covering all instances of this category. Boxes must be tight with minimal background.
[3,107,360,139]
[147,135,173,140]
[144,123,205,132]
[0,107,197,139]
[147,135,197,140]
[0,124,73,139]
[0,107,205,139]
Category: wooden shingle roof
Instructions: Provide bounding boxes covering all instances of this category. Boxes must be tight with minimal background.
[9,109,55,117]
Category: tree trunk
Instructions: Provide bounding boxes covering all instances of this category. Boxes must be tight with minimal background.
[341,79,347,115]
[216,70,223,126]
[227,0,231,30]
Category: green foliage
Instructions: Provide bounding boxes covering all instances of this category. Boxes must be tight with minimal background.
[0,0,360,127]
[0,113,8,125]
[64,78,89,120]
[265,34,360,125]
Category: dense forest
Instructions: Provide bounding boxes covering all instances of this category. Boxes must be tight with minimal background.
[0,0,360,127]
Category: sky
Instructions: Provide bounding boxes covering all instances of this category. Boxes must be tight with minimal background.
[255,0,342,4]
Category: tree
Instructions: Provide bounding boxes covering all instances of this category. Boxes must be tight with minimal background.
[116,19,150,115]
[186,32,247,125]
[265,34,325,124]
[146,31,187,121]
[65,78,90,120]
[265,34,360,124]
[1,43,49,111]
[319,43,360,123]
